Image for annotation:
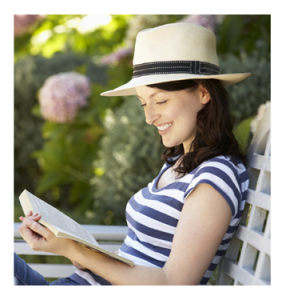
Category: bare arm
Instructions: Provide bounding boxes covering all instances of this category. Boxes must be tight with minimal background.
[19,183,232,285]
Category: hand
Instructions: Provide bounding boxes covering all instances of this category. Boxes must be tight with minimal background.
[18,211,74,256]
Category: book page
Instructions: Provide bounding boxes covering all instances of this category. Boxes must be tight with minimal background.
[27,191,98,246]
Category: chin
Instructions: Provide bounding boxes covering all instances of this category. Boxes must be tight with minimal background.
[162,139,180,148]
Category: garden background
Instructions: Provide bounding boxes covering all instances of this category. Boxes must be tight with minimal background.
[14,14,270,282]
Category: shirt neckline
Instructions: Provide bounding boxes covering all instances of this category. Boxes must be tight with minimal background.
[153,156,224,192]
[154,163,174,192]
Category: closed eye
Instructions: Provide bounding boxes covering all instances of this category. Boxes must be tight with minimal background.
[156,100,167,105]
[140,100,167,107]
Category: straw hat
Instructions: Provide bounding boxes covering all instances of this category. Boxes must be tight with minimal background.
[101,22,251,97]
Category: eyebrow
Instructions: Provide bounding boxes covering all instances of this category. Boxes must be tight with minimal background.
[137,92,166,100]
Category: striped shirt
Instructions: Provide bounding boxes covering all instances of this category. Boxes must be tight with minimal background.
[70,155,249,285]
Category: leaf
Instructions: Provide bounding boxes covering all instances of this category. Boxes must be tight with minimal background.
[35,171,72,194]
[31,104,42,118]
[233,115,254,153]
[69,181,91,205]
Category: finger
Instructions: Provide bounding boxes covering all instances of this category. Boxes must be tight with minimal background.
[23,218,52,239]
[27,213,42,220]
[19,214,41,222]
[30,214,42,220]
[25,211,33,217]
[18,219,37,240]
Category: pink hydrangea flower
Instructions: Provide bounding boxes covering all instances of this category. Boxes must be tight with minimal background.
[14,15,44,37]
[39,72,91,123]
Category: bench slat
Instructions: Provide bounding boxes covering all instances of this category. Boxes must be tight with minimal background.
[234,225,270,256]
[218,258,270,285]
[27,263,77,278]
[15,240,122,255]
[245,190,270,211]
[218,258,255,285]
[14,223,128,240]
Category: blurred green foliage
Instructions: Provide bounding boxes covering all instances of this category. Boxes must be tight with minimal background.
[216,15,270,60]
[31,97,105,213]
[90,97,165,225]
[14,15,133,61]
[220,52,270,123]
[233,116,254,154]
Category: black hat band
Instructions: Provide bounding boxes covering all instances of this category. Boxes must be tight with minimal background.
[133,60,220,78]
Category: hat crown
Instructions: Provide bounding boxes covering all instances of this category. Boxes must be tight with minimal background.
[133,23,219,66]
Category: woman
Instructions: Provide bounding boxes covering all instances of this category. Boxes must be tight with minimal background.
[15,22,250,285]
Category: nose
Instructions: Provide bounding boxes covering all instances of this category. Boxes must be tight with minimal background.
[144,104,160,125]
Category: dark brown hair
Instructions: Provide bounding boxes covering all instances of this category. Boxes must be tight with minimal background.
[147,79,247,176]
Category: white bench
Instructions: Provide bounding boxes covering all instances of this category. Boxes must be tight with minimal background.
[215,104,271,285]
[14,104,271,285]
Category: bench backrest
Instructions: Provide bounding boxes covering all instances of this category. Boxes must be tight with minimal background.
[216,104,271,285]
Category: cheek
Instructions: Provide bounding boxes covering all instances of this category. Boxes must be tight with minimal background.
[183,101,203,123]
[179,106,198,126]
[176,108,200,138]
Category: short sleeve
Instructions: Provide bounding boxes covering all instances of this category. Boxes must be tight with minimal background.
[183,157,242,217]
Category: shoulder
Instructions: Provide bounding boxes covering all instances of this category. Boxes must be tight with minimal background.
[184,155,249,217]
[195,155,247,182]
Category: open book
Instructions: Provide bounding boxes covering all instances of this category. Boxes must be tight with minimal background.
[19,189,134,267]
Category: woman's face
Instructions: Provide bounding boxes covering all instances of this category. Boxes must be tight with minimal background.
[135,84,210,153]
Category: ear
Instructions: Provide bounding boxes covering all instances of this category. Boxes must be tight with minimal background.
[198,84,211,104]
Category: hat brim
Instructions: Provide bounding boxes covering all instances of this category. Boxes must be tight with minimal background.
[101,73,251,97]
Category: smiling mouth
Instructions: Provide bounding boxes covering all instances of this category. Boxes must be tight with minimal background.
[157,123,172,131]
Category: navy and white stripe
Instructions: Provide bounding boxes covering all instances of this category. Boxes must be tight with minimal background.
[70,155,249,285]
